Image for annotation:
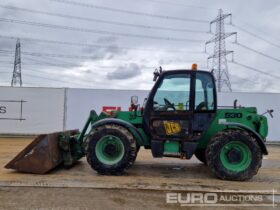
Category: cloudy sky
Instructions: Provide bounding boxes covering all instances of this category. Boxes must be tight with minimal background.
[0,0,279,92]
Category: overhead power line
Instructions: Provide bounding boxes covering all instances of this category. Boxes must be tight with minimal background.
[0,53,12,57]
[21,61,203,70]
[6,49,206,70]
[233,42,280,63]
[0,4,208,34]
[23,72,87,86]
[24,56,78,67]
[0,35,207,54]
[231,61,280,80]
[230,23,280,50]
[50,0,209,23]
[235,18,279,41]
[0,18,205,42]
[23,56,88,69]
[229,73,257,85]
[24,67,139,87]
[23,59,149,69]
[23,56,206,69]
[0,49,126,60]
[0,61,13,64]
[0,49,206,63]
[140,0,217,10]
[23,68,105,86]
[22,62,77,68]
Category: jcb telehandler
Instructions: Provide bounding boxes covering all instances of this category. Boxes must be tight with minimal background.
[5,65,269,181]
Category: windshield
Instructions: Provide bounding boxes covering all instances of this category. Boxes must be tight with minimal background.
[153,72,215,112]
[153,74,191,111]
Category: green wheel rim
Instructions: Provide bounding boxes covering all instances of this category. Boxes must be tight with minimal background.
[95,135,125,165]
[220,141,252,172]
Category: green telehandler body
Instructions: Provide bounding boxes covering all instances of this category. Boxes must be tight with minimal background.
[5,68,270,180]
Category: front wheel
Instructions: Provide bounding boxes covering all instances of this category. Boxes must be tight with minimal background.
[206,130,262,181]
[86,124,137,175]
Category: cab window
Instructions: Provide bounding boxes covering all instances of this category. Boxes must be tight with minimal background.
[195,73,215,111]
[153,74,191,111]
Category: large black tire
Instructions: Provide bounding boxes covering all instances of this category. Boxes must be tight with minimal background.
[133,144,140,162]
[194,149,207,165]
[206,129,262,181]
[86,124,137,175]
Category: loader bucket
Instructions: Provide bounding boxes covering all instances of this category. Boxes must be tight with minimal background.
[5,130,78,174]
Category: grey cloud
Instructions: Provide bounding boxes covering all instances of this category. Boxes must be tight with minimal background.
[97,36,118,44]
[107,63,141,80]
[81,43,125,60]
[0,0,279,91]
[105,45,124,54]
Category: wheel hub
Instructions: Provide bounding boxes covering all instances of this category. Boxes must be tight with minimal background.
[227,149,242,163]
[104,143,117,156]
[220,141,252,172]
[95,135,125,165]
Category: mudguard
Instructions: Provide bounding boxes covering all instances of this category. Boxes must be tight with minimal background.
[220,122,268,155]
[91,118,144,146]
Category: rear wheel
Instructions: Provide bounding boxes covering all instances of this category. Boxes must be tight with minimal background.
[206,130,262,181]
[133,144,140,162]
[86,124,137,175]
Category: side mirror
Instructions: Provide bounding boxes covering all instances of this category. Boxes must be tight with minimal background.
[131,96,138,106]
[268,109,274,118]
[261,109,274,118]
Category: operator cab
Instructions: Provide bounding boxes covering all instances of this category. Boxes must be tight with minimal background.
[143,65,217,158]
[152,72,215,112]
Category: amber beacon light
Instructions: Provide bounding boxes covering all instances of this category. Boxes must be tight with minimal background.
[191,63,198,70]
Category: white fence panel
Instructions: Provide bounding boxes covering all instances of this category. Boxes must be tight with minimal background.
[65,88,148,131]
[0,87,65,134]
[0,86,278,141]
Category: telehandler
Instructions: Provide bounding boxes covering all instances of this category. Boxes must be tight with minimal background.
[5,64,269,181]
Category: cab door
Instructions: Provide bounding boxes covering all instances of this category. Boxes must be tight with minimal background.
[146,72,194,141]
[143,70,216,142]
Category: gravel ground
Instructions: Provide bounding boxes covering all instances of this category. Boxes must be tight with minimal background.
[0,137,279,210]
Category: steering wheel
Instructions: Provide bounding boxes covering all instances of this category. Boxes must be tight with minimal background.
[196,102,208,111]
[164,98,176,110]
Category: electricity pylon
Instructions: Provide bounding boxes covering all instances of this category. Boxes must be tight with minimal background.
[206,9,236,92]
[11,39,22,87]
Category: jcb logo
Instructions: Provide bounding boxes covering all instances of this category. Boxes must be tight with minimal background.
[164,121,181,135]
